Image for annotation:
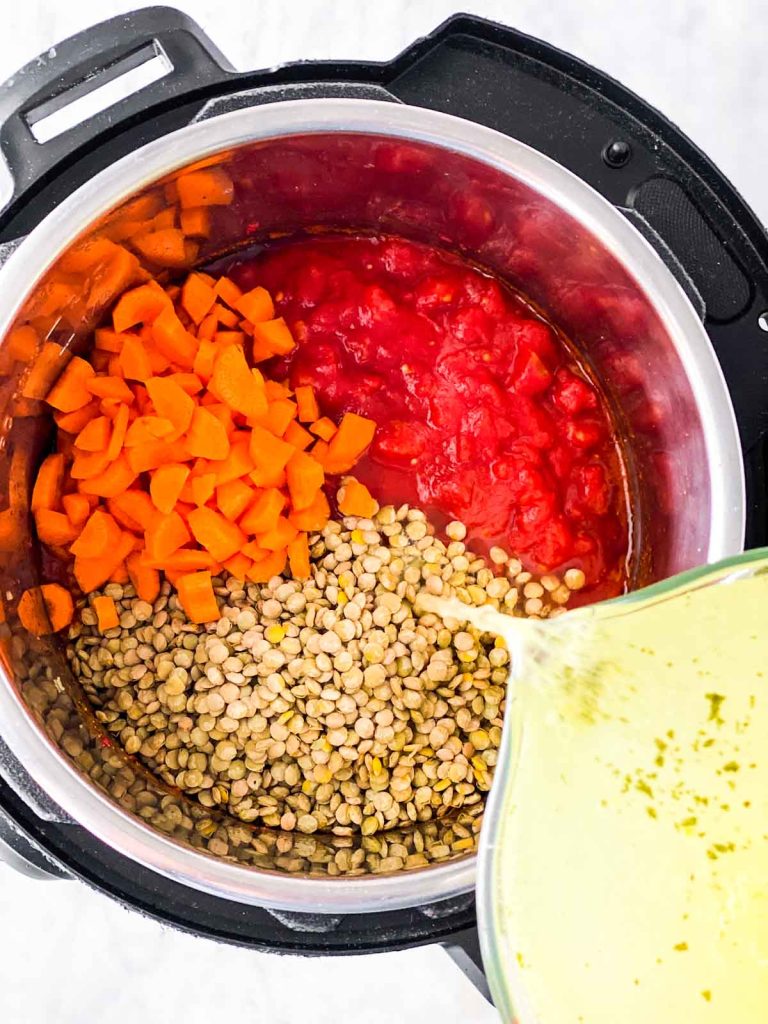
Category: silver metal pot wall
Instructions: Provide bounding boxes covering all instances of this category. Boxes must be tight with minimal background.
[0,98,744,914]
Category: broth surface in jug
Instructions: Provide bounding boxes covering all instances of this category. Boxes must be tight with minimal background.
[477,554,768,1023]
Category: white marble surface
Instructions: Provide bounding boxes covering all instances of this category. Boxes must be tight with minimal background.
[0,2,765,1021]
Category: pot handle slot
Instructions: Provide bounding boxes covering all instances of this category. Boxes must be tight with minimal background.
[0,6,233,204]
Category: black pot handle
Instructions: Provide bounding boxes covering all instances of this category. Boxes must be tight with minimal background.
[0,5,233,203]
[442,927,493,1004]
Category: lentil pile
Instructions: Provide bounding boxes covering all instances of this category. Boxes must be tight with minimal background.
[67,503,582,855]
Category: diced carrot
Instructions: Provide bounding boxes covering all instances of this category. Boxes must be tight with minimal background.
[206,403,234,434]
[31,453,65,511]
[17,583,74,635]
[250,317,295,357]
[92,594,119,632]
[109,562,130,584]
[62,492,91,527]
[35,509,79,546]
[240,488,285,535]
[54,400,99,434]
[192,338,216,382]
[74,416,110,452]
[287,532,311,580]
[216,479,254,521]
[107,354,124,378]
[247,549,287,583]
[310,417,337,441]
[199,313,219,342]
[324,412,376,473]
[126,552,160,603]
[57,236,118,273]
[235,286,274,324]
[185,405,230,461]
[313,437,328,463]
[248,465,287,489]
[168,372,203,395]
[187,506,245,562]
[150,463,190,515]
[284,420,313,451]
[85,376,134,403]
[151,207,177,230]
[209,345,268,419]
[191,472,217,507]
[181,273,216,324]
[257,515,297,552]
[146,376,195,438]
[106,499,137,533]
[118,335,153,382]
[264,398,297,437]
[286,450,324,512]
[86,246,141,312]
[115,490,158,533]
[212,303,239,328]
[105,402,130,462]
[46,356,95,412]
[126,438,190,474]
[222,552,252,580]
[145,548,217,572]
[124,415,175,446]
[250,336,273,363]
[249,423,295,476]
[214,330,246,347]
[180,206,211,238]
[337,478,378,518]
[133,227,187,267]
[264,380,291,401]
[288,489,330,532]
[74,530,136,593]
[5,325,39,363]
[151,305,197,370]
[213,276,243,309]
[242,541,268,561]
[176,570,220,623]
[79,453,138,498]
[89,351,112,375]
[147,346,172,375]
[295,385,320,422]
[209,436,254,485]
[177,168,234,209]
[111,194,163,224]
[146,511,191,561]
[94,329,126,353]
[112,283,172,333]
[70,449,112,480]
[71,509,121,559]
[106,492,154,534]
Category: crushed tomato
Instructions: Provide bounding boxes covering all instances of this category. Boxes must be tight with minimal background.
[229,235,630,602]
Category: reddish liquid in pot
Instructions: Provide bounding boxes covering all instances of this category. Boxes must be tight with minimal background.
[228,235,630,602]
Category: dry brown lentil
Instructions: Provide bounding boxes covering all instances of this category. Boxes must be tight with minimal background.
[66,502,569,853]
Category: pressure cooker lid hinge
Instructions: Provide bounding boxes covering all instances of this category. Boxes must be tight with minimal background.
[192,81,403,124]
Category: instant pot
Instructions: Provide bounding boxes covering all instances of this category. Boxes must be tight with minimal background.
[0,6,765,996]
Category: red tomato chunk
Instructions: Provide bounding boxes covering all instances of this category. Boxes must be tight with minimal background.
[230,236,629,601]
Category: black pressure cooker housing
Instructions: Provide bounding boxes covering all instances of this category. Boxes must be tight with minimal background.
[1,7,766,972]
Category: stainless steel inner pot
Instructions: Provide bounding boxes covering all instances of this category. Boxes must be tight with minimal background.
[0,100,744,913]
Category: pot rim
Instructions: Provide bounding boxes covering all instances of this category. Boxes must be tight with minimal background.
[0,98,745,913]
